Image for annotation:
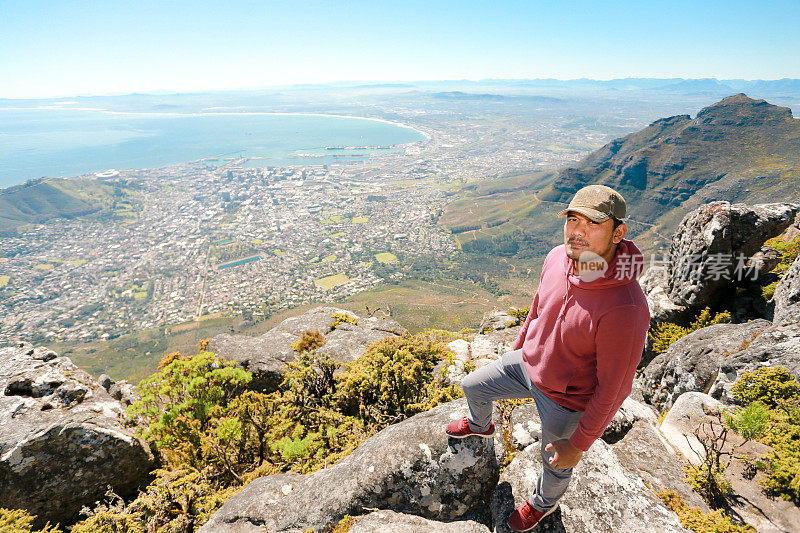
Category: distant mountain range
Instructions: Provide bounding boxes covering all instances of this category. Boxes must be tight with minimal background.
[538,94,800,234]
[440,94,800,255]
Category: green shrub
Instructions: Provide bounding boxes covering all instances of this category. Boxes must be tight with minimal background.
[649,307,731,355]
[684,462,733,506]
[724,401,771,440]
[764,235,800,277]
[126,466,240,533]
[731,366,800,408]
[657,490,755,532]
[508,306,530,320]
[0,509,61,533]
[417,327,474,343]
[336,332,461,427]
[761,281,778,301]
[330,312,358,329]
[127,351,251,469]
[728,367,800,503]
[104,330,469,530]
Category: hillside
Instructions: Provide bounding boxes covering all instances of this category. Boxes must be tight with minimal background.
[0,177,137,234]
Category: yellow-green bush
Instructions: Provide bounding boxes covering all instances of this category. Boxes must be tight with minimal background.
[507,306,530,320]
[729,366,800,503]
[649,307,731,355]
[731,366,800,408]
[101,330,468,531]
[657,490,755,532]
[127,351,251,470]
[684,463,733,506]
[330,312,358,329]
[336,332,462,427]
[763,235,800,277]
[0,509,61,533]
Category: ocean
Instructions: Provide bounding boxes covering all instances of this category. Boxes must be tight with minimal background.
[0,108,427,188]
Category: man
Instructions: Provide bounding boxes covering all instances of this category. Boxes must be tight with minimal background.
[445,184,651,531]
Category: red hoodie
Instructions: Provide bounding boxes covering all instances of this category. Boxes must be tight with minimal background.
[511,238,651,451]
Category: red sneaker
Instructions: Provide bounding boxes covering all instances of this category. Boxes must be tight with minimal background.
[445,417,495,438]
[507,500,559,532]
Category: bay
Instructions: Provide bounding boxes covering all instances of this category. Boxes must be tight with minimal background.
[0,108,427,188]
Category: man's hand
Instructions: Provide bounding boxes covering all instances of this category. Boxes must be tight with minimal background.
[544,439,583,469]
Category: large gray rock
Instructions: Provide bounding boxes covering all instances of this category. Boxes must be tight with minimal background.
[665,201,797,309]
[642,320,771,410]
[709,321,800,404]
[659,392,723,465]
[208,306,406,391]
[612,419,710,512]
[490,439,687,533]
[640,266,691,329]
[0,343,154,527]
[349,510,490,533]
[773,252,800,326]
[201,398,502,533]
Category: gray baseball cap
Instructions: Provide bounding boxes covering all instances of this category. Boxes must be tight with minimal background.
[557,184,626,223]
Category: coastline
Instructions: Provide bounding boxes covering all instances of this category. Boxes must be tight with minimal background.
[0,108,431,189]
[0,106,432,140]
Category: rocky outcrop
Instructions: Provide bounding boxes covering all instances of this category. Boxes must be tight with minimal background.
[200,399,503,532]
[208,307,406,391]
[642,320,770,410]
[478,309,520,334]
[97,373,139,407]
[491,439,688,533]
[438,322,521,385]
[611,419,710,512]
[656,201,797,317]
[0,343,154,527]
[349,510,490,533]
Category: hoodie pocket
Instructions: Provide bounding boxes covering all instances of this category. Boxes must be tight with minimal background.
[539,356,576,394]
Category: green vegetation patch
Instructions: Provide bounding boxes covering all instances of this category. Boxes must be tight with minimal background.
[33,263,55,270]
[351,216,369,223]
[764,235,800,276]
[90,332,463,531]
[374,252,397,264]
[0,507,62,533]
[648,307,731,356]
[323,254,337,262]
[657,491,755,532]
[314,273,350,290]
[66,259,89,266]
[0,276,9,288]
[727,366,800,503]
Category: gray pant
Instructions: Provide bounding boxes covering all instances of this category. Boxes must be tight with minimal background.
[460,349,584,512]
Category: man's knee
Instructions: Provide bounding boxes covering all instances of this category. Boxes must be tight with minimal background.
[460,370,485,398]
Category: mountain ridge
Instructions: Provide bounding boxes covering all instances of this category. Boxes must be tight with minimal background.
[538,93,800,236]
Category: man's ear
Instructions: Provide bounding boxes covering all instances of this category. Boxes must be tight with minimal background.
[613,222,627,244]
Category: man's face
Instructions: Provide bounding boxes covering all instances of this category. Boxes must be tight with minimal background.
[563,211,623,263]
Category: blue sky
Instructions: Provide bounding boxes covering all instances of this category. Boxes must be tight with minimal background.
[1,0,799,98]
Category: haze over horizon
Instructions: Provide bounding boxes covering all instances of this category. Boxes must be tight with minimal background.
[2,0,799,99]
